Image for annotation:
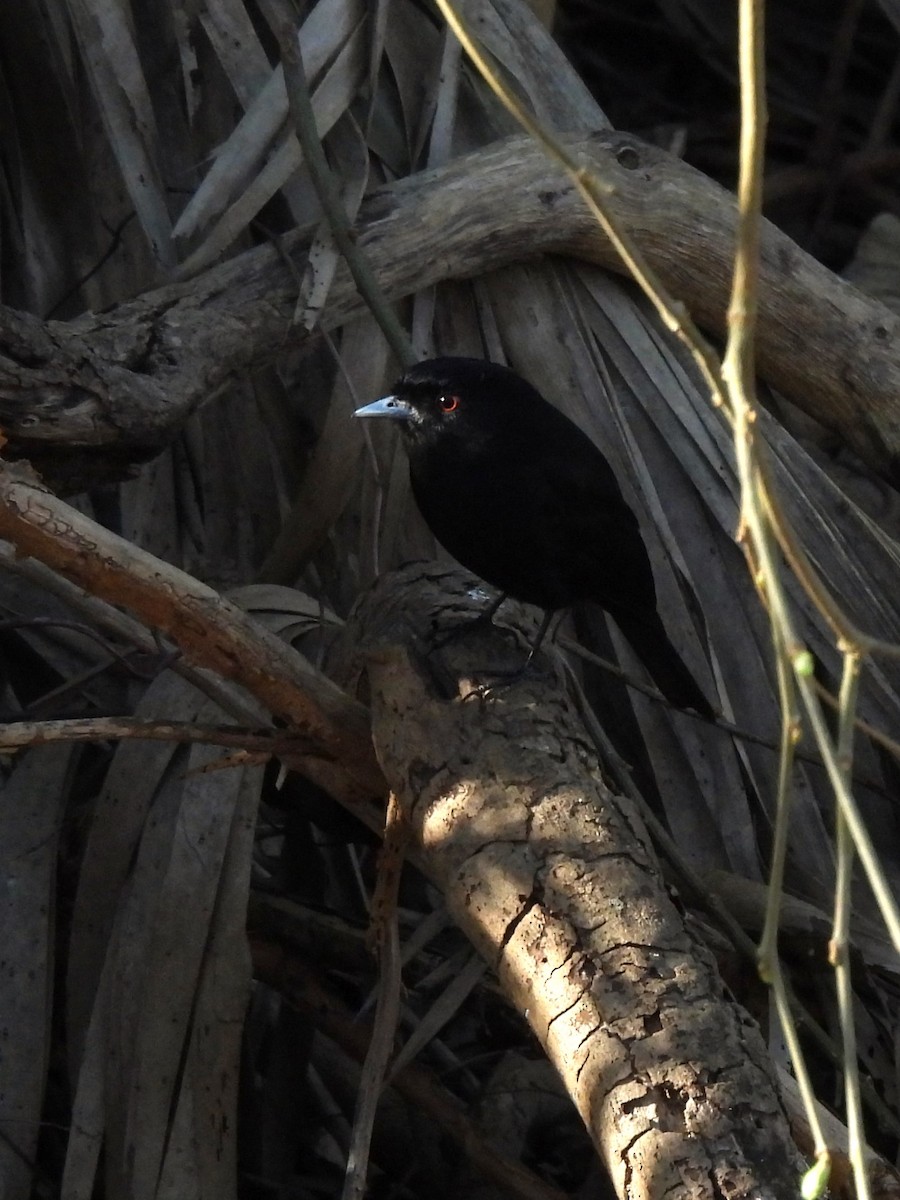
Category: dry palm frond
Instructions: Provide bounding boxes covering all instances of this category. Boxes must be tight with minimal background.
[2,1,900,1199]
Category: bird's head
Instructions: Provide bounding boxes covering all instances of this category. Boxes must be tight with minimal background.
[354,357,536,448]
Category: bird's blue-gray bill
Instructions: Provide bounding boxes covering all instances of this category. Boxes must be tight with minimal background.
[354,396,413,420]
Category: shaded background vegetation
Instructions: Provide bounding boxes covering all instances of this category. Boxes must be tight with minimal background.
[2,1,900,1198]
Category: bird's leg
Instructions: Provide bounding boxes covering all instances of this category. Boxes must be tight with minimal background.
[478,590,507,626]
[472,608,560,684]
[520,608,556,669]
[432,597,558,682]
[431,590,507,650]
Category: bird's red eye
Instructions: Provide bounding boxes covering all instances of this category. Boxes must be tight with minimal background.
[439,394,460,413]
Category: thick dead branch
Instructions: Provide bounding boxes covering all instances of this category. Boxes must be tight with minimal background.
[1,133,898,483]
[0,459,384,811]
[340,563,804,1200]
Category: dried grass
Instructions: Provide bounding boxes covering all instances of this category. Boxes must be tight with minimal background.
[1,1,899,1197]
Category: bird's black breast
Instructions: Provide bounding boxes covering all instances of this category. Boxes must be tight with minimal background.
[406,398,658,615]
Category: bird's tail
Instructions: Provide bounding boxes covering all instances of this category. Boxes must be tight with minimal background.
[612,607,715,718]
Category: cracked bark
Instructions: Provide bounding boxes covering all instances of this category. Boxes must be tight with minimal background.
[2,131,900,486]
[339,564,804,1200]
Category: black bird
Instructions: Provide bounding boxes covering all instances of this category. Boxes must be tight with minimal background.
[355,356,712,715]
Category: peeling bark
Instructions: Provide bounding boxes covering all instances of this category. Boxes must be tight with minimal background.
[342,564,804,1200]
[1,132,899,484]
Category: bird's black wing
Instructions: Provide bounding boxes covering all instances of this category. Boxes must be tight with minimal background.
[534,421,712,713]
[531,426,660,616]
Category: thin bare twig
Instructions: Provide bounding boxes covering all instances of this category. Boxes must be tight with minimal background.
[0,716,297,754]
[342,793,408,1200]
